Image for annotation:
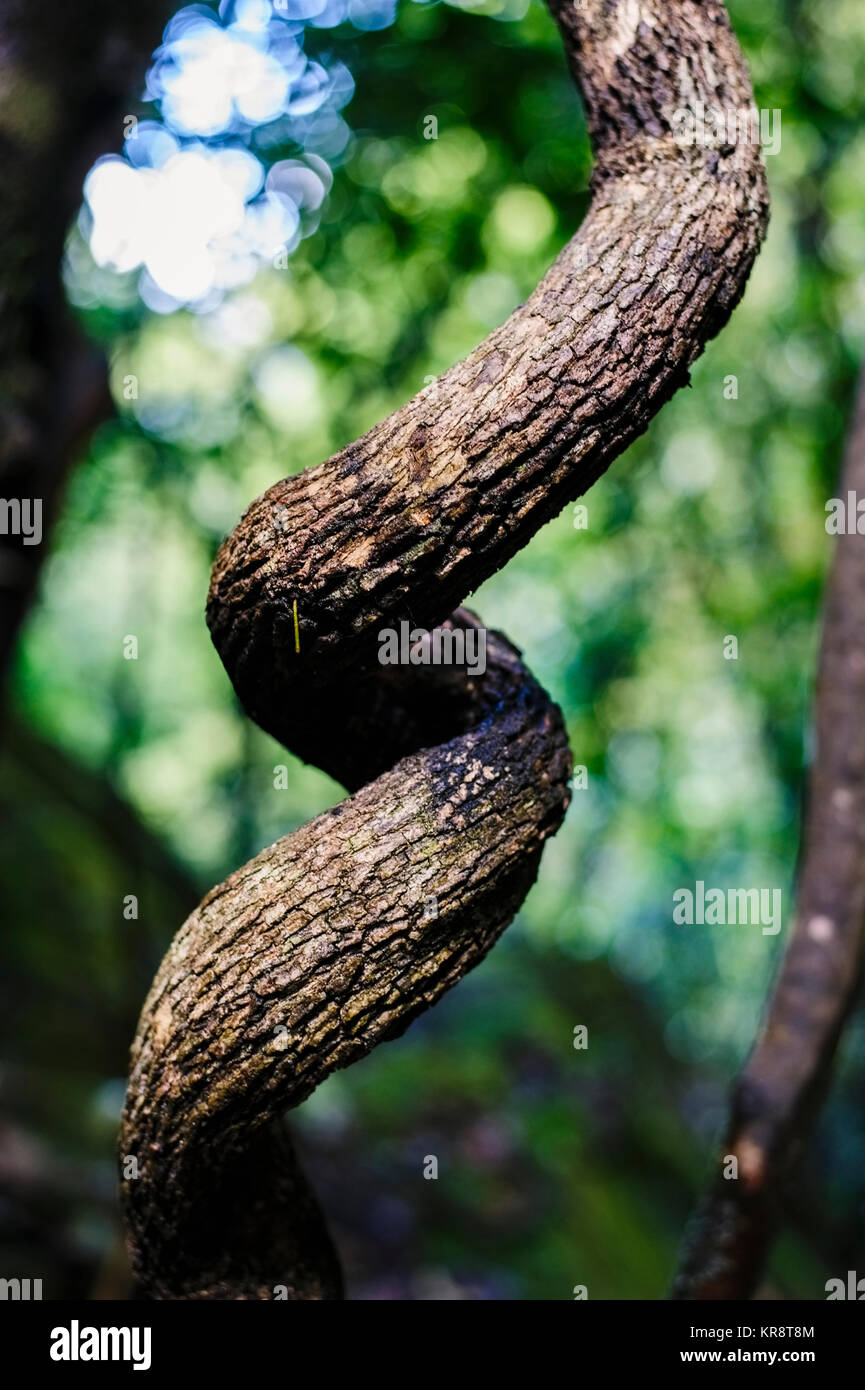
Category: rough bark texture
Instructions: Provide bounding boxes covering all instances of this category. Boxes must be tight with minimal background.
[672,367,865,1300]
[121,0,769,1300]
[207,0,768,760]
[122,624,571,1298]
[0,0,173,688]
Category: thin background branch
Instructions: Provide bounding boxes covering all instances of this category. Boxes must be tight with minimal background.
[673,365,865,1299]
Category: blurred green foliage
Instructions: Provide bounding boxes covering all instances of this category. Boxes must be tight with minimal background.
[5,0,865,1298]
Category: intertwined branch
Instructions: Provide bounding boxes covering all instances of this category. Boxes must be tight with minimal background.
[120,0,769,1299]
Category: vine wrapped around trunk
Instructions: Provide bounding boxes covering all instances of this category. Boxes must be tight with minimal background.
[120,0,769,1300]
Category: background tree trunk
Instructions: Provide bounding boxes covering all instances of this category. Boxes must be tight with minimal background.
[0,0,173,687]
[673,364,865,1299]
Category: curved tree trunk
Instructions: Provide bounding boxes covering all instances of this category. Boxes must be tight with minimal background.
[120,0,769,1300]
[672,365,865,1300]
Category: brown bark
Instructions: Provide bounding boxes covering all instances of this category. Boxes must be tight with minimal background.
[122,622,572,1298]
[121,0,769,1300]
[207,0,768,760]
[672,367,865,1300]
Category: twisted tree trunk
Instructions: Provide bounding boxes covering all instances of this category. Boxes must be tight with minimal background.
[120,0,769,1299]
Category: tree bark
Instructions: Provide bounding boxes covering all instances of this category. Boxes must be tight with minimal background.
[672,365,865,1300]
[121,0,769,1299]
